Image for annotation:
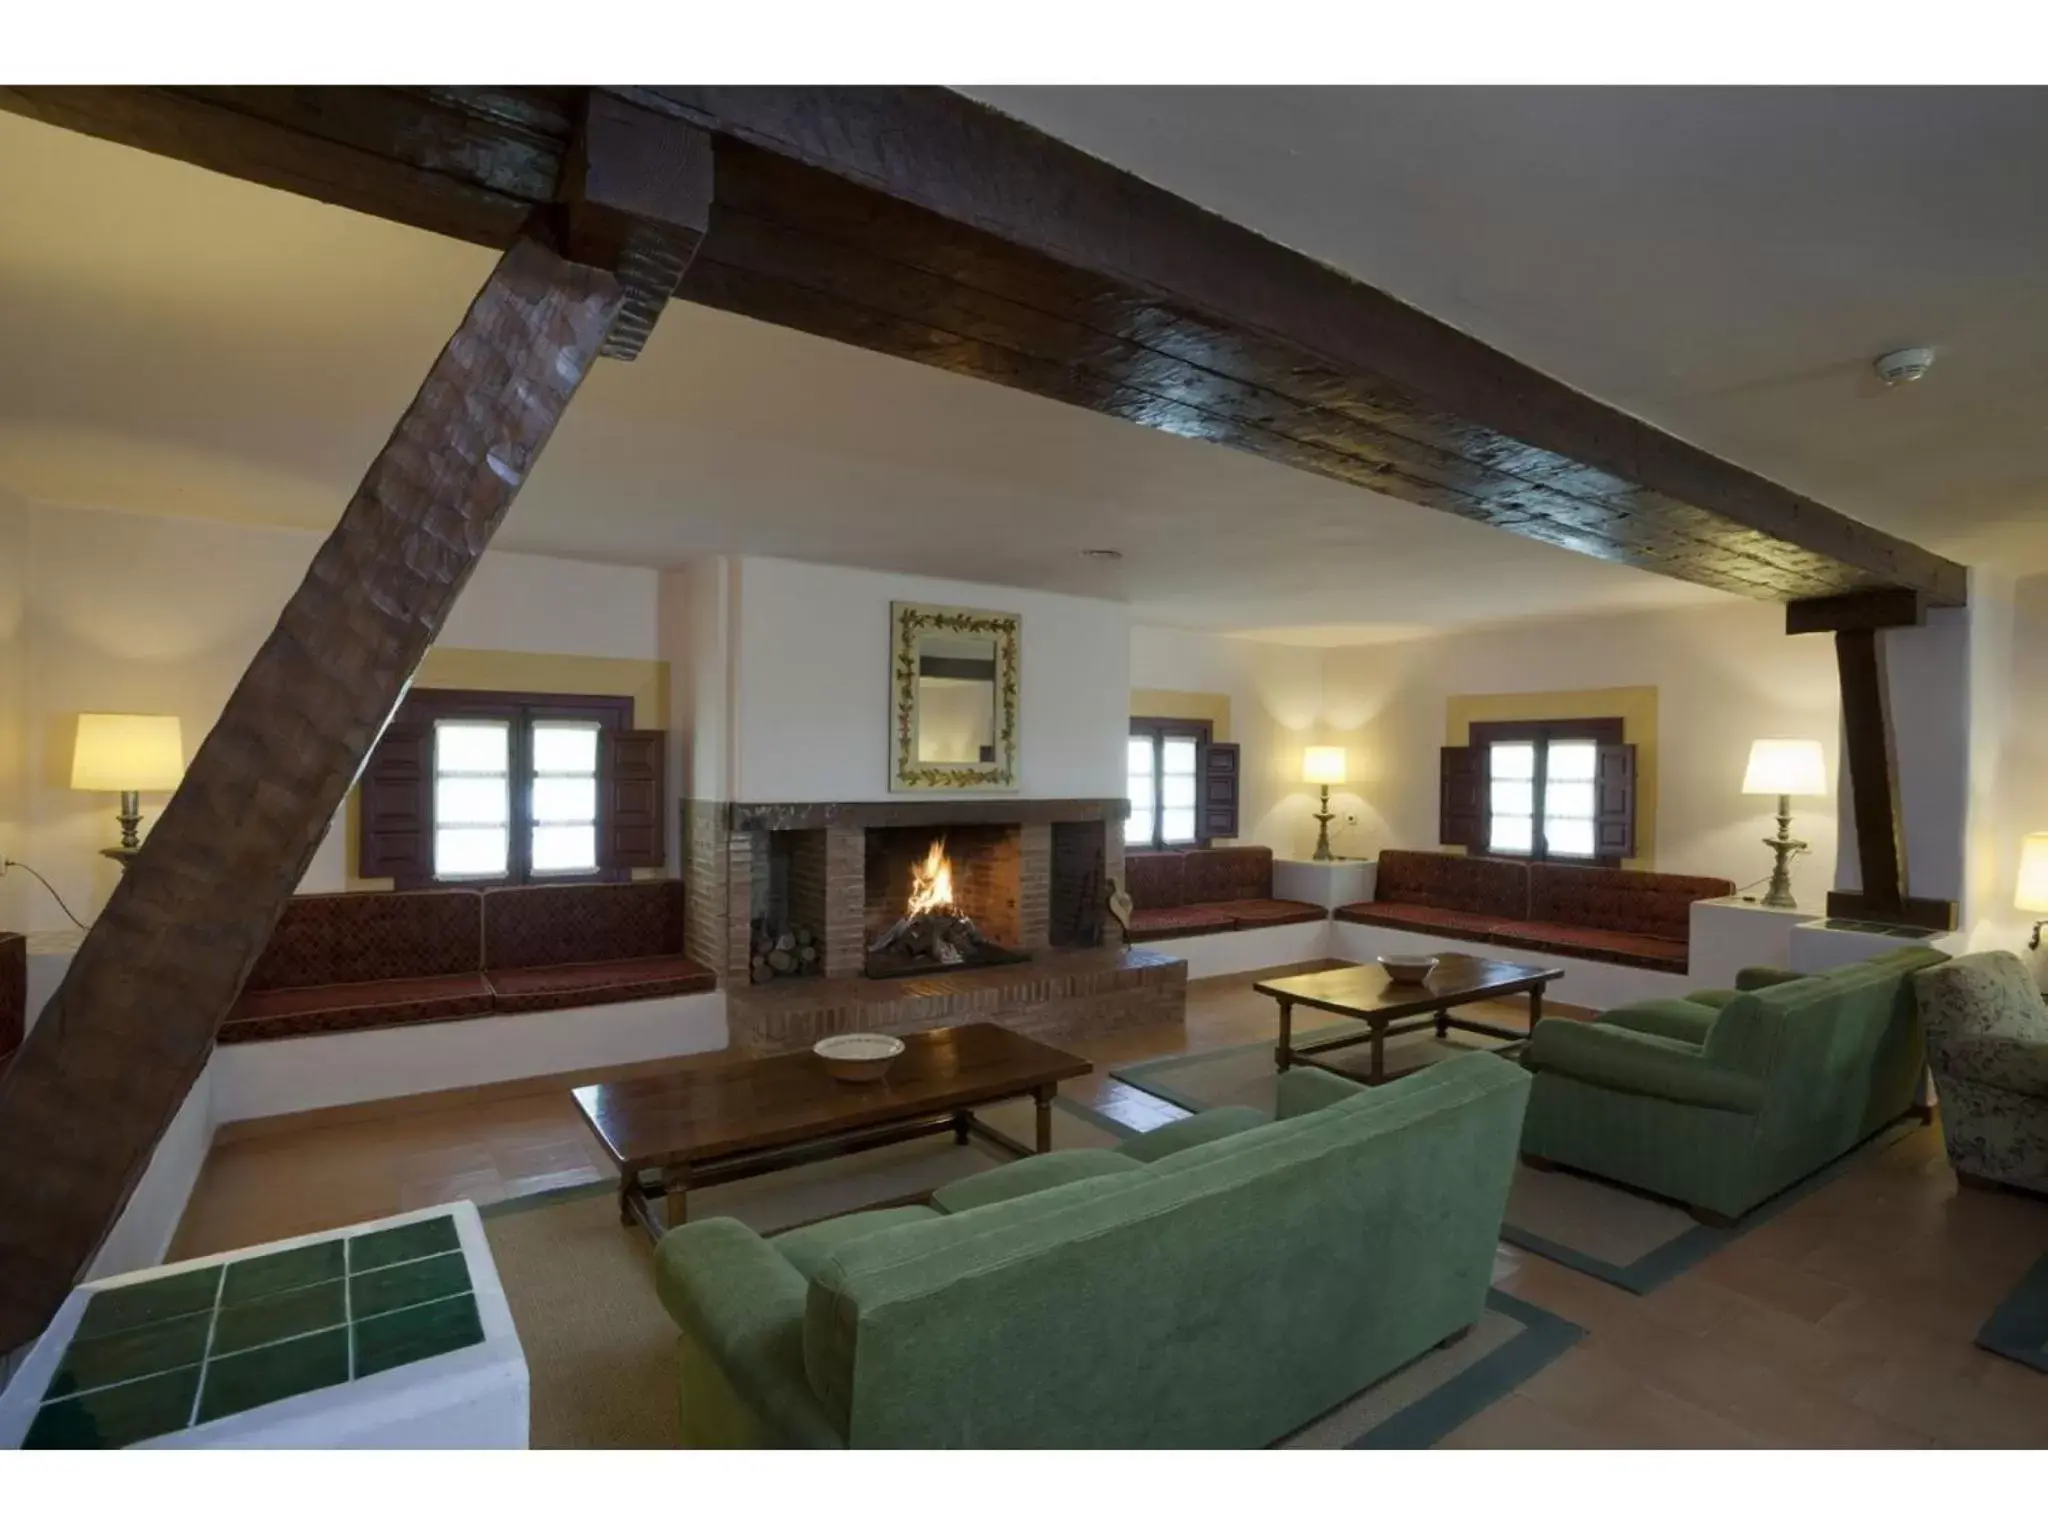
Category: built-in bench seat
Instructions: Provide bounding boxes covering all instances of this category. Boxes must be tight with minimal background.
[1124,847,1326,939]
[1334,851,1731,975]
[221,880,715,1044]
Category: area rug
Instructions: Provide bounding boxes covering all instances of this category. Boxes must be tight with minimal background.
[480,1092,1581,1448]
[1112,1031,1918,1296]
[1976,1250,2048,1374]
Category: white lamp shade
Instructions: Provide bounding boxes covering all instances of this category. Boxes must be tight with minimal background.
[71,714,186,792]
[1302,745,1347,785]
[2016,834,2048,915]
[1742,738,1827,798]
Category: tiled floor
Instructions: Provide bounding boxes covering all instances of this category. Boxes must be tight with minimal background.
[170,964,2048,1448]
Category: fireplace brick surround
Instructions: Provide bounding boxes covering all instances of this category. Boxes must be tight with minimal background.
[682,797,1181,1051]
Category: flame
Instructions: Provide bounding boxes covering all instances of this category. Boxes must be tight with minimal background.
[905,837,956,917]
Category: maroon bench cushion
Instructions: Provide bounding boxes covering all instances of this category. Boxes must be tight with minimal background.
[0,932,23,1063]
[1126,905,1239,940]
[1213,898,1326,930]
[1182,847,1274,905]
[1122,852,1185,911]
[220,974,495,1044]
[1529,864,1733,943]
[1333,902,1507,941]
[1489,920,1689,974]
[1375,850,1530,920]
[483,879,686,970]
[244,890,482,991]
[487,955,718,1013]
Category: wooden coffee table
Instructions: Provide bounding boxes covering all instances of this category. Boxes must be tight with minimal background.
[1255,954,1564,1086]
[570,1022,1094,1239]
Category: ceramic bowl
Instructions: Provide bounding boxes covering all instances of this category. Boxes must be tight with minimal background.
[813,1032,906,1084]
[1378,954,1440,985]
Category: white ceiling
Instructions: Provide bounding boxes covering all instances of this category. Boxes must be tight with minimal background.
[7,88,2044,642]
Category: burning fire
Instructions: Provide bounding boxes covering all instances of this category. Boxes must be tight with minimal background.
[905,837,957,917]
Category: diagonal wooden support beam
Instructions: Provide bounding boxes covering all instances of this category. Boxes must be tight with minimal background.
[0,232,625,1354]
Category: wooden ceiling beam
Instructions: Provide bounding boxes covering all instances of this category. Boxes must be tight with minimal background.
[0,84,1969,605]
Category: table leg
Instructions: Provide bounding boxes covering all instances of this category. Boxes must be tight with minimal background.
[1371,1023,1386,1085]
[664,1166,690,1230]
[1275,999,1294,1072]
[1529,982,1546,1033]
[1434,1007,1451,1040]
[1033,1085,1054,1153]
[617,1174,635,1228]
[952,1110,972,1146]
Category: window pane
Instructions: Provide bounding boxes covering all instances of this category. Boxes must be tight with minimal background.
[1546,781,1595,819]
[1162,737,1198,775]
[1127,737,1154,775]
[1489,815,1533,853]
[1162,773,1197,809]
[532,776,597,823]
[437,720,508,772]
[1545,819,1596,858]
[1547,741,1597,781]
[436,775,507,826]
[1491,779,1533,816]
[1489,741,1535,780]
[436,827,507,878]
[531,823,597,873]
[1124,810,1151,846]
[534,720,600,773]
[1162,807,1196,844]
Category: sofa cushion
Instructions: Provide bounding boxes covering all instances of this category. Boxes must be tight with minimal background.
[1528,864,1733,943]
[244,890,483,991]
[1489,920,1688,973]
[1600,997,1721,1044]
[1125,905,1239,939]
[483,879,687,971]
[1374,850,1530,920]
[772,1207,941,1284]
[1211,897,1325,930]
[1333,901,1505,941]
[1116,1106,1271,1163]
[1182,846,1273,905]
[929,1148,1139,1214]
[1122,851,1184,911]
[220,973,496,1044]
[486,955,718,1013]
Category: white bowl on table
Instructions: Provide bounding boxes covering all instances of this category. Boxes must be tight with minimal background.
[813,1033,906,1084]
[1378,954,1440,985]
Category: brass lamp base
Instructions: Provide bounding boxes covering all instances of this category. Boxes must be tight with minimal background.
[1759,794,1808,910]
[1312,784,1336,862]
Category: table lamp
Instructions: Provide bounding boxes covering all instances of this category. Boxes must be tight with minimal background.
[72,713,186,864]
[1742,738,1827,909]
[1302,745,1347,862]
[2016,833,2048,950]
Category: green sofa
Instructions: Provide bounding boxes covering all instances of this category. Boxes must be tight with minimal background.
[1520,945,1944,1222]
[651,1052,1529,1448]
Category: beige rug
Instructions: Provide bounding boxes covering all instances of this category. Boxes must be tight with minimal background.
[481,1094,1580,1448]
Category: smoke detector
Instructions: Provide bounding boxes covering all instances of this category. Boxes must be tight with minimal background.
[1873,347,1936,386]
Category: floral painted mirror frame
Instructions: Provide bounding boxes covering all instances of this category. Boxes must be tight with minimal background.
[889,601,1021,792]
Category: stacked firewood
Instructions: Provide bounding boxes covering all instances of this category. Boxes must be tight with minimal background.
[750,919,822,984]
[868,908,986,968]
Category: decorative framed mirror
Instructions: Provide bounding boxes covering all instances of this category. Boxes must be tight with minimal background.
[889,601,1020,792]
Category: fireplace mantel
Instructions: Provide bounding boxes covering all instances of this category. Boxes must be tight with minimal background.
[728,798,1127,833]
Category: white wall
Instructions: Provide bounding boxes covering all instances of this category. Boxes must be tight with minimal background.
[659,556,735,822]
[1963,571,2048,970]
[0,499,665,931]
[729,556,1127,802]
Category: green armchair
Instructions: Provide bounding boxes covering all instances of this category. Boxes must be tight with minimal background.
[1913,950,2048,1195]
[1520,946,1944,1222]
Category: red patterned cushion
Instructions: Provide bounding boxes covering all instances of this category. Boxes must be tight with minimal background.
[1528,865,1732,943]
[244,891,483,991]
[1212,898,1325,930]
[1334,902,1508,941]
[1182,847,1274,904]
[1126,905,1238,939]
[1374,851,1529,920]
[483,880,687,970]
[1490,920,1688,973]
[1122,852,1185,911]
[486,956,717,1013]
[0,932,23,1058]
[219,974,495,1044]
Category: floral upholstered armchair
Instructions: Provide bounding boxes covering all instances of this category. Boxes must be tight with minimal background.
[1912,950,2048,1196]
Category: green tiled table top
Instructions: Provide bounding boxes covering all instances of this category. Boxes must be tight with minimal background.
[25,1213,486,1449]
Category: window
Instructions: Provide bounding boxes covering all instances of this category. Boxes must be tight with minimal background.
[1126,716,1239,848]
[1442,718,1635,864]
[430,710,605,882]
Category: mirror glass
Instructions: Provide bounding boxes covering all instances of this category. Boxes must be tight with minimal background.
[914,634,999,765]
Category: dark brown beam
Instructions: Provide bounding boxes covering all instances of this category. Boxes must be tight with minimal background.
[1786,588,1928,634]
[0,232,625,1354]
[0,84,1968,606]
[1832,628,1905,916]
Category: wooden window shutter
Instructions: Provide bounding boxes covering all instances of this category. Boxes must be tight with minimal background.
[1439,745,1483,849]
[600,728,667,870]
[1594,743,1637,859]
[1199,742,1241,841]
[356,722,432,881]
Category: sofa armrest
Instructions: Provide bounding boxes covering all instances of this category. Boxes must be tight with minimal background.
[1524,1018,1767,1114]
[653,1217,843,1448]
[1736,965,1807,991]
[1276,1065,1371,1119]
[1933,1034,2048,1097]
[1594,998,1718,1045]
